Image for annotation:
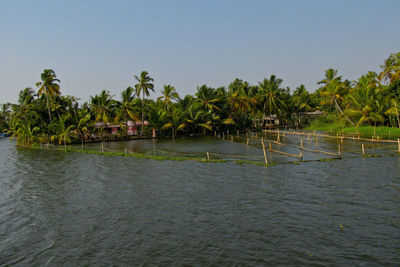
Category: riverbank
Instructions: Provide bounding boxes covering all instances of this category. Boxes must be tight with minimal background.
[304,123,400,139]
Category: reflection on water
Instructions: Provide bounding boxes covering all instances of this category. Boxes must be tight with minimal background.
[0,138,399,265]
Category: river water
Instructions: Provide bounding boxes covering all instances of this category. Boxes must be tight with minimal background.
[0,137,399,265]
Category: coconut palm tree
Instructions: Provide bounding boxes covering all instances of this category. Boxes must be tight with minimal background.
[385,98,400,127]
[195,85,220,112]
[257,75,285,126]
[90,90,116,124]
[318,68,342,85]
[134,71,154,135]
[344,78,385,127]
[158,84,180,110]
[320,79,355,126]
[379,52,400,84]
[51,116,74,149]
[116,86,140,123]
[162,107,187,140]
[35,69,61,124]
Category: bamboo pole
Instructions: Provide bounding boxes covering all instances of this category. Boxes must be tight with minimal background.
[261,138,268,164]
[398,139,400,153]
[362,144,365,155]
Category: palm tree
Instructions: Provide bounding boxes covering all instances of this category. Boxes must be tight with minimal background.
[344,77,384,127]
[51,116,74,149]
[35,69,61,124]
[90,90,116,124]
[257,75,285,126]
[186,103,209,134]
[134,71,154,135]
[158,84,180,110]
[385,98,400,127]
[74,108,92,147]
[162,107,186,140]
[317,68,342,85]
[116,87,140,123]
[195,85,220,112]
[379,52,400,84]
[90,90,116,139]
[320,79,355,126]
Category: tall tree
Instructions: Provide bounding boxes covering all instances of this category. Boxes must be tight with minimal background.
[257,75,285,125]
[158,84,180,110]
[134,71,154,135]
[35,69,61,124]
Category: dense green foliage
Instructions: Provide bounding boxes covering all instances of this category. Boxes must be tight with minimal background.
[1,52,399,145]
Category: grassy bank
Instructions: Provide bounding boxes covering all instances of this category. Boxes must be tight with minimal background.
[305,122,400,139]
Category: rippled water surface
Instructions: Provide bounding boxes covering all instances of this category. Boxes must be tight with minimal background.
[0,137,399,265]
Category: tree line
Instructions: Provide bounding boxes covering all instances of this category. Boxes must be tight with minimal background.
[0,52,399,146]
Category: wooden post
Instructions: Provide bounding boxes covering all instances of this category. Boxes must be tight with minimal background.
[398,139,400,152]
[214,131,216,137]
[101,142,104,153]
[251,132,254,139]
[300,139,303,149]
[246,138,249,145]
[341,137,344,144]
[315,137,318,149]
[124,147,127,155]
[231,135,234,141]
[207,152,210,161]
[269,142,272,151]
[308,134,311,141]
[261,138,268,164]
[362,144,365,155]
[277,130,280,142]
[338,144,341,156]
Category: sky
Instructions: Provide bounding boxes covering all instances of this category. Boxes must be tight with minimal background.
[1,0,399,103]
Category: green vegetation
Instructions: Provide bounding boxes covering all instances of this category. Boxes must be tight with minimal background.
[1,52,399,145]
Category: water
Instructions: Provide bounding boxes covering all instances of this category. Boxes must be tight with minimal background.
[0,137,399,265]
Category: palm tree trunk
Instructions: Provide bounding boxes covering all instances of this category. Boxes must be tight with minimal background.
[334,98,355,126]
[46,94,52,124]
[141,92,144,136]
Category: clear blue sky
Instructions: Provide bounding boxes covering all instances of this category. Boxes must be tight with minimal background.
[1,0,399,103]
